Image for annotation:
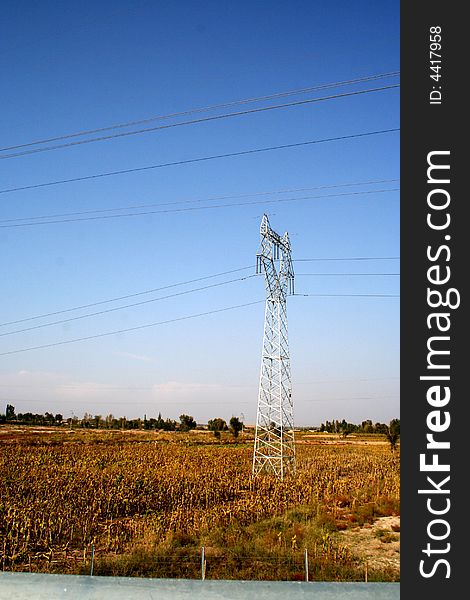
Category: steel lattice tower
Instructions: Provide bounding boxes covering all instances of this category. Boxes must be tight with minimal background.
[252,214,295,480]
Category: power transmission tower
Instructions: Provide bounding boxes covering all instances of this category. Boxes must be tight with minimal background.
[252,214,295,480]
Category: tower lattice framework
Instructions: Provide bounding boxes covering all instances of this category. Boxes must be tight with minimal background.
[252,214,295,480]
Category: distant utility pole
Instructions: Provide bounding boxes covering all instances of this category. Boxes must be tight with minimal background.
[252,214,295,480]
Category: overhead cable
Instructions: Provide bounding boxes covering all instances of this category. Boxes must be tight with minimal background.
[0,128,400,195]
[294,257,399,262]
[0,292,399,357]
[0,274,257,337]
[0,178,399,225]
[0,271,399,337]
[0,71,399,153]
[296,273,399,276]
[0,301,265,356]
[0,84,399,159]
[0,265,254,327]
[0,258,399,330]
[0,186,399,227]
[294,293,399,297]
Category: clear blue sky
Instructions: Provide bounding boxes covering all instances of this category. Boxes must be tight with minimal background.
[0,0,399,426]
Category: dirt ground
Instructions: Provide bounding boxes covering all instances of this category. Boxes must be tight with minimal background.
[336,515,400,577]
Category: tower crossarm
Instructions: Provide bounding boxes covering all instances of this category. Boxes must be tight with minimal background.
[256,215,294,298]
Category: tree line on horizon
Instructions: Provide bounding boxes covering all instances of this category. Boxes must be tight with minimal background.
[0,404,244,437]
[319,418,400,450]
[319,418,400,436]
[2,404,399,442]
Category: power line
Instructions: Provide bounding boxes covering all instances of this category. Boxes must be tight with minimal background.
[294,257,399,261]
[0,290,400,357]
[0,84,399,160]
[0,128,400,195]
[0,301,265,357]
[0,291,400,357]
[297,273,399,276]
[0,274,256,337]
[294,293,399,298]
[0,266,254,328]
[0,186,399,228]
[0,258,400,332]
[0,71,399,153]
[0,178,399,225]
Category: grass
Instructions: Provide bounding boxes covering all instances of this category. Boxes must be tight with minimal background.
[82,508,398,581]
[374,529,399,544]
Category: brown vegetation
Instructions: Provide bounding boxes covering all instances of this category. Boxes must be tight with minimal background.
[0,426,399,581]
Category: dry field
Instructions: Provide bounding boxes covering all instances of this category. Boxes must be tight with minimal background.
[0,426,399,581]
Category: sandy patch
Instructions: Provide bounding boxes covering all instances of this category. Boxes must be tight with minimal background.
[337,515,400,576]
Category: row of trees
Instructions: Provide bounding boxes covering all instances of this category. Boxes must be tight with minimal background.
[2,404,397,445]
[319,418,400,436]
[319,418,400,450]
[1,405,243,436]
[1,405,64,426]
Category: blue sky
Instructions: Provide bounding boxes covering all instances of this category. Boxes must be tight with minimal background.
[0,1,399,426]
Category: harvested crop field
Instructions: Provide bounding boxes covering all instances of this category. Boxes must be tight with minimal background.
[0,427,399,581]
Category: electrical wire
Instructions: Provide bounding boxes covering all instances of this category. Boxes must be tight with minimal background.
[296,273,399,276]
[0,301,265,356]
[294,257,399,261]
[0,84,399,159]
[0,258,400,330]
[293,293,399,297]
[0,291,399,356]
[0,274,256,337]
[0,128,400,195]
[0,186,399,228]
[0,178,399,225]
[0,271,399,336]
[0,266,254,327]
[0,71,399,153]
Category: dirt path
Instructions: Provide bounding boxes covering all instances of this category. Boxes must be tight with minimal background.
[336,516,400,577]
